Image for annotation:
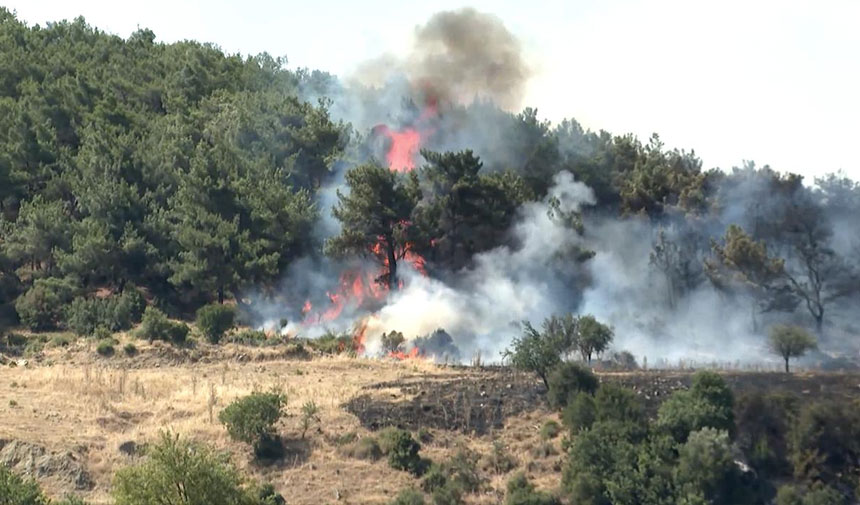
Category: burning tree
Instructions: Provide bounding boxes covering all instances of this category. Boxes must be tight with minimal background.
[325,163,421,290]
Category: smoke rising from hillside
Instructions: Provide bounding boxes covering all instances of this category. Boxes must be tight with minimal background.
[275,9,860,369]
[351,8,530,112]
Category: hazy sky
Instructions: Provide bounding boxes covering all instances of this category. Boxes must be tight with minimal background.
[5,0,859,179]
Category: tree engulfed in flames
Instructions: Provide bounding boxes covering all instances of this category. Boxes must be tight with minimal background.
[300,103,437,360]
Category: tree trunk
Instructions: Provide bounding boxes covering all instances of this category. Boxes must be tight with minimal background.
[784,357,790,373]
[218,286,224,304]
[387,240,398,290]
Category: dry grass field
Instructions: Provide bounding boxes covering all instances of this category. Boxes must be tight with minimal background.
[0,337,562,504]
[2,335,859,504]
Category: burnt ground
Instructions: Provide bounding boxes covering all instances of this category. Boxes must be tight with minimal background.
[344,368,860,434]
[344,367,543,435]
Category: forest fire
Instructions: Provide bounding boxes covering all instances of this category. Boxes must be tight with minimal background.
[299,102,436,345]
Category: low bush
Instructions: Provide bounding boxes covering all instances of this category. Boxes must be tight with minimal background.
[15,278,75,331]
[92,326,112,341]
[0,463,47,505]
[123,342,138,356]
[379,428,427,475]
[196,304,236,344]
[546,362,599,409]
[227,329,276,346]
[64,288,145,336]
[390,489,426,505]
[50,334,73,348]
[506,473,560,505]
[218,390,287,458]
[483,441,517,475]
[562,392,596,432]
[137,306,189,344]
[540,420,561,440]
[96,338,115,356]
[112,432,260,505]
[341,437,382,461]
[307,331,354,355]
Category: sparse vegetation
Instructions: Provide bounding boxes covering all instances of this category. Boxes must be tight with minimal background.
[506,472,560,505]
[390,489,426,505]
[299,400,320,439]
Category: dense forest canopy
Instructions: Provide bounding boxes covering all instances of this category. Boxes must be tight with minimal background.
[0,8,858,365]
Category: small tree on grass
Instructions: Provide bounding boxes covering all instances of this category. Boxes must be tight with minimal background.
[219,390,287,458]
[504,316,576,388]
[196,304,236,344]
[113,431,266,505]
[769,325,817,373]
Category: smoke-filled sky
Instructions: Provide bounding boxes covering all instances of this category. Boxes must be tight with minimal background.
[6,0,859,180]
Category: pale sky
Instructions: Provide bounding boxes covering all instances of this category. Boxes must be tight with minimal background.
[5,0,859,180]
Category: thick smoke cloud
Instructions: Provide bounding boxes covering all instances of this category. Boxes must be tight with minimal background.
[352,8,530,112]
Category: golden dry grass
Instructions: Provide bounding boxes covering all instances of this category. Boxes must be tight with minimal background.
[0,340,561,504]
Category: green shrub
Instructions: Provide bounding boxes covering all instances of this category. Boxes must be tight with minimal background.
[788,399,860,482]
[218,390,287,456]
[484,441,517,475]
[92,326,112,341]
[23,335,48,356]
[96,338,115,356]
[0,463,47,505]
[254,483,285,505]
[50,334,73,348]
[228,329,272,346]
[674,428,746,505]
[196,304,236,344]
[307,331,353,355]
[380,428,426,475]
[390,488,426,505]
[540,420,561,440]
[15,278,75,331]
[112,432,257,505]
[594,383,643,424]
[657,372,735,444]
[562,392,596,432]
[506,472,560,505]
[431,483,463,505]
[546,362,598,409]
[137,306,189,344]
[123,342,138,356]
[55,497,89,505]
[64,289,145,336]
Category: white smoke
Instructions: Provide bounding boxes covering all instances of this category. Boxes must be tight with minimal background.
[360,171,594,358]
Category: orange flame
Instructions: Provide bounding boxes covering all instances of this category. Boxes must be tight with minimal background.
[388,347,422,360]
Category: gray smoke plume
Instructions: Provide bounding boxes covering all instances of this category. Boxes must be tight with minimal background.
[352,8,530,111]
